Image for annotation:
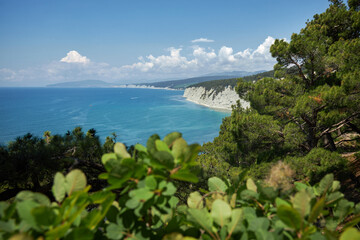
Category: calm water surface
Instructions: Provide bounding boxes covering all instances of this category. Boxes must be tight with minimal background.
[0,88,230,146]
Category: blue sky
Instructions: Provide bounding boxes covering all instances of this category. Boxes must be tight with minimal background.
[0,0,330,86]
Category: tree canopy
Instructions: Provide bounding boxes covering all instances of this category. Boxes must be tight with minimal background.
[236,0,360,153]
[197,0,360,191]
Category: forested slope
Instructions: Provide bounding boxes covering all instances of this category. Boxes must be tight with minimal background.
[187,70,274,92]
[197,0,360,202]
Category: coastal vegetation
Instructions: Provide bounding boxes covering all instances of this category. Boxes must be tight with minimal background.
[141,70,266,89]
[0,128,116,201]
[0,133,360,239]
[0,0,360,239]
[188,70,274,92]
[196,0,360,197]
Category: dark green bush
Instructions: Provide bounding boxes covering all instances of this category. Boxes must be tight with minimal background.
[286,148,347,183]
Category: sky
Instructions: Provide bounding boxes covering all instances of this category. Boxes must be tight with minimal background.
[0,0,331,87]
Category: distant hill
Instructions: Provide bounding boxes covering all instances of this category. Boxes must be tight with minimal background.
[188,70,274,92]
[47,80,112,88]
[142,70,266,89]
[46,70,271,89]
[201,70,266,77]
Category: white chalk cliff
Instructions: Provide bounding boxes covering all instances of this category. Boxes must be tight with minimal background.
[183,86,249,111]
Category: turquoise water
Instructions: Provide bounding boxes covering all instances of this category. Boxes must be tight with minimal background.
[0,88,230,146]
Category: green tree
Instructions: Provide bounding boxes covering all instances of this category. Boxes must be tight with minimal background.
[43,131,52,144]
[3,134,59,192]
[103,132,117,153]
[0,127,110,200]
[237,0,360,152]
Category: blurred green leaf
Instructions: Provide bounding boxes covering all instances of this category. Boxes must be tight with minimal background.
[187,192,203,209]
[114,142,131,159]
[147,134,160,155]
[211,199,231,227]
[227,208,244,235]
[156,139,171,153]
[170,169,198,183]
[334,199,354,221]
[163,182,177,196]
[258,186,277,201]
[246,178,257,192]
[90,191,114,204]
[52,172,66,203]
[326,192,344,206]
[16,191,50,206]
[240,189,259,200]
[183,144,201,165]
[65,169,87,196]
[32,206,56,227]
[106,223,124,240]
[125,198,140,209]
[172,138,187,160]
[0,219,16,233]
[208,177,227,193]
[277,205,302,230]
[64,227,94,240]
[168,196,179,209]
[331,180,341,192]
[340,228,360,240]
[243,207,256,221]
[292,189,311,217]
[129,188,154,201]
[317,174,334,196]
[255,229,275,240]
[145,175,157,190]
[187,208,213,234]
[101,153,117,166]
[163,232,197,240]
[163,132,182,147]
[248,217,270,232]
[309,197,326,224]
[8,233,33,240]
[134,143,147,153]
[16,200,40,230]
[153,151,175,169]
[294,182,309,191]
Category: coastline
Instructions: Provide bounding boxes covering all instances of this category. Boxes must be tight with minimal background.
[182,86,249,112]
[183,97,233,112]
[113,84,179,91]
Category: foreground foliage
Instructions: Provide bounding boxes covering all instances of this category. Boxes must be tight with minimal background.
[0,133,360,240]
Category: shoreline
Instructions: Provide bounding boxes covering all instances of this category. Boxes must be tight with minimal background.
[113,84,180,91]
[183,96,233,112]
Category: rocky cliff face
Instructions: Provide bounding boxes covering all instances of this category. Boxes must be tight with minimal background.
[183,86,249,111]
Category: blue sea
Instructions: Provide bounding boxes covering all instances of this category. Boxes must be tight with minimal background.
[0,88,230,146]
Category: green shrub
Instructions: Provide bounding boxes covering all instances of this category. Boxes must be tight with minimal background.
[0,133,359,240]
[286,148,347,183]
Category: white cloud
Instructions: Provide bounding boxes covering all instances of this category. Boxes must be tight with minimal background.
[0,37,278,86]
[117,36,276,79]
[218,46,236,63]
[122,47,193,73]
[191,38,214,43]
[60,50,90,64]
[0,68,16,80]
[193,46,217,61]
[252,36,275,57]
